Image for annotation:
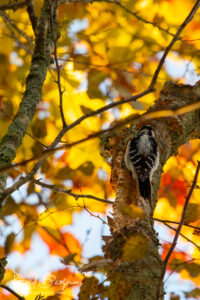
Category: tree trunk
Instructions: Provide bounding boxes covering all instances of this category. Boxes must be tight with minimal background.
[0,0,57,208]
[0,0,58,283]
[101,82,200,299]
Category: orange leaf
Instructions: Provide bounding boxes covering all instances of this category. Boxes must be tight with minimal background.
[38,227,81,258]
[161,243,188,269]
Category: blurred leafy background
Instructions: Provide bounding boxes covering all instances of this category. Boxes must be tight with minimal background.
[0,0,200,299]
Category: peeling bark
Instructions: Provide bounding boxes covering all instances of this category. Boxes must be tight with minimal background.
[101,82,200,299]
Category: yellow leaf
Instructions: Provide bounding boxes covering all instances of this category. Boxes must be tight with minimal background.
[154,197,180,221]
[122,233,148,261]
[119,203,146,218]
[67,140,106,169]
[34,0,44,17]
[0,37,13,55]
[159,0,192,25]
[38,208,72,229]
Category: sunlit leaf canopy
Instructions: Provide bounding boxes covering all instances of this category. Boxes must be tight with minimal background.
[0,0,200,298]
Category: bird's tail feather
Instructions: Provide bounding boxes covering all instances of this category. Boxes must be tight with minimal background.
[138,178,151,200]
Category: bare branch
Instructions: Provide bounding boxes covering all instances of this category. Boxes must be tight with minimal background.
[149,0,200,89]
[0,0,54,205]
[156,161,200,299]
[106,0,175,37]
[49,0,67,127]
[26,0,38,32]
[58,57,166,80]
[0,11,32,54]
[16,205,79,237]
[34,179,114,204]
[154,218,200,231]
[0,284,25,300]
[0,1,26,11]
[59,0,175,38]
[0,109,47,148]
[83,204,125,237]
[143,101,200,120]
[0,10,33,46]
[165,258,200,283]
[1,99,200,177]
[162,222,200,251]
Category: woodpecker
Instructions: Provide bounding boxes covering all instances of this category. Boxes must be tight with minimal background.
[125,125,159,200]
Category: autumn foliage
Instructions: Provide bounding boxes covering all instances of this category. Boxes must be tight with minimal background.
[0,0,200,299]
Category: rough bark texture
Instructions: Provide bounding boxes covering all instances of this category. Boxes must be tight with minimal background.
[0,0,59,286]
[0,0,57,207]
[101,82,200,300]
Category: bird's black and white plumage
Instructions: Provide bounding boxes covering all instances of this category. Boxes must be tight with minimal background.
[125,125,159,200]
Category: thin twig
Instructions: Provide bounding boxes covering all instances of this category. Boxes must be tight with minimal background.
[0,10,33,46]
[0,284,25,300]
[165,258,200,283]
[40,225,71,254]
[156,161,200,300]
[149,0,200,89]
[83,204,125,238]
[0,0,179,45]
[111,0,175,38]
[163,222,200,251]
[34,179,114,204]
[40,224,80,269]
[0,11,32,54]
[16,206,78,237]
[26,0,38,32]
[49,0,67,127]
[0,0,56,204]
[58,57,166,80]
[35,295,45,300]
[59,0,175,38]
[0,109,47,148]
[154,217,200,231]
